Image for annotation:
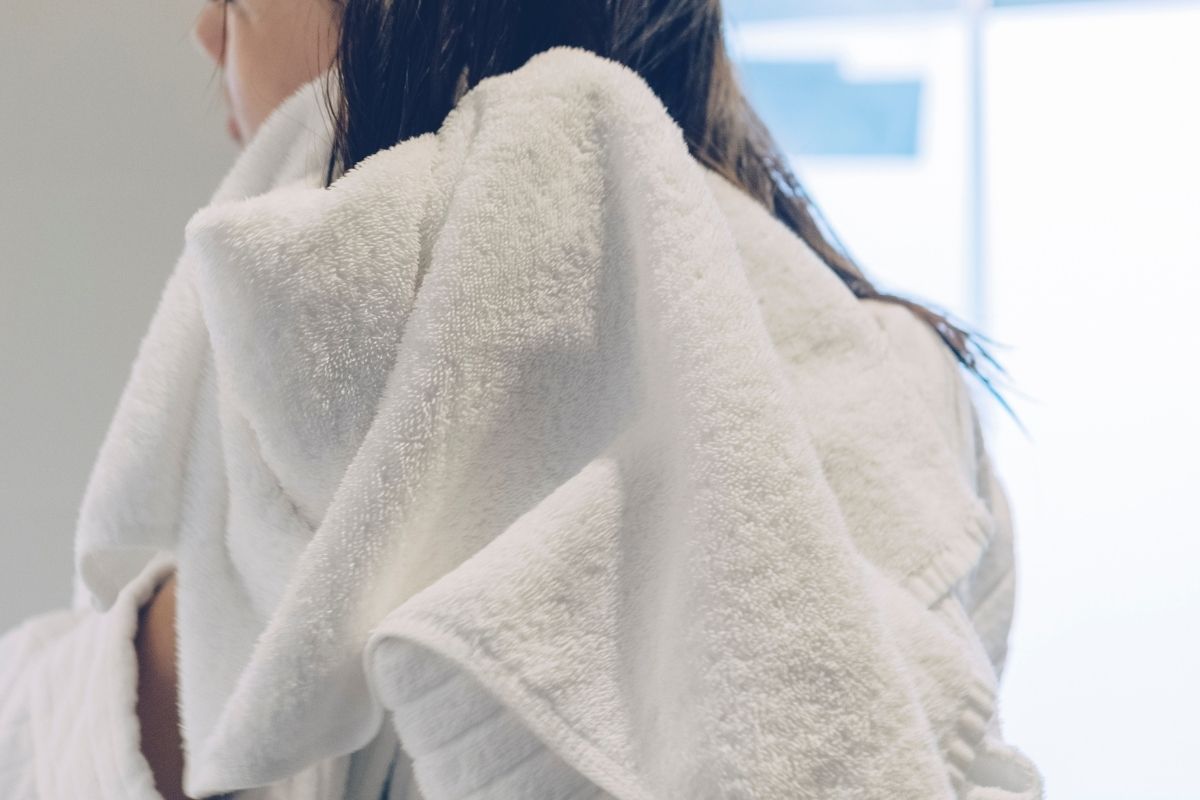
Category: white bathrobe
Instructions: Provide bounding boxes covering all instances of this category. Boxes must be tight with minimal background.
[0,46,1044,800]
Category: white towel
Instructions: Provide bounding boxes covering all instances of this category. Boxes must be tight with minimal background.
[67,45,1043,799]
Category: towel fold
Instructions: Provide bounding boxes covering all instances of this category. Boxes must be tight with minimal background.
[67,45,1043,799]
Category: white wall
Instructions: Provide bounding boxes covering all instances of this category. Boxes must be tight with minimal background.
[985,5,1200,798]
[1,1,237,629]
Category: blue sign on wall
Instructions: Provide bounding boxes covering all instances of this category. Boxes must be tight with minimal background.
[735,60,923,157]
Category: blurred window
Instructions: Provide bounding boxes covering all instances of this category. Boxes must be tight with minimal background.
[725,3,1200,799]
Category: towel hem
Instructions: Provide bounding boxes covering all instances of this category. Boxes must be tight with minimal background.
[369,616,653,800]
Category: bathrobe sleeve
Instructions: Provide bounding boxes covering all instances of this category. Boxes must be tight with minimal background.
[963,424,1020,682]
[0,553,176,800]
[865,299,1043,797]
[876,296,1023,684]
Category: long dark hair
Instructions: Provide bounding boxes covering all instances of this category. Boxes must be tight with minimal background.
[224,0,1014,415]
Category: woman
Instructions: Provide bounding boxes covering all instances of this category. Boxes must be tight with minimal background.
[1,1,1043,799]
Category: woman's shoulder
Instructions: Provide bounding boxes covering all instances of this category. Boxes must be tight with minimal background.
[864,298,1020,677]
[862,298,982,484]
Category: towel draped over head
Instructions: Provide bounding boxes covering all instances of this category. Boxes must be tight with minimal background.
[72,45,1042,800]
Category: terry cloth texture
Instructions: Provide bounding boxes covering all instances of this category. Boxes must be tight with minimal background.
[2,46,1043,800]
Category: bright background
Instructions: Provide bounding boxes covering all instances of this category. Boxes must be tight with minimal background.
[723,2,1199,798]
[2,2,1197,798]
